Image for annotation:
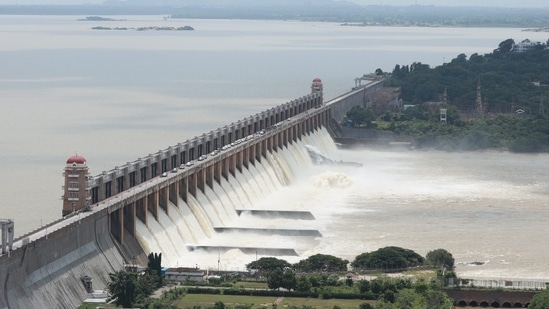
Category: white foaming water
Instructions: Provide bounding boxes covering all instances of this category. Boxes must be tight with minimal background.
[313,171,354,189]
[173,201,207,243]
[211,182,240,223]
[195,188,225,227]
[185,194,215,238]
[218,175,253,210]
[136,128,334,269]
[166,203,201,244]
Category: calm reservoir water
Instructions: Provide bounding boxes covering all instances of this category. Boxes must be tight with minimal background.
[1,15,548,279]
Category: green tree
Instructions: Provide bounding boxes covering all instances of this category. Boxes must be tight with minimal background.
[147,252,163,287]
[393,288,427,309]
[424,289,453,309]
[246,257,291,273]
[296,276,312,292]
[293,253,348,272]
[346,105,376,128]
[107,271,137,308]
[267,268,284,290]
[529,289,549,309]
[345,276,353,287]
[352,246,424,270]
[381,290,396,303]
[213,301,225,309]
[282,269,297,291]
[425,249,455,269]
[370,279,383,294]
[357,280,371,293]
[135,273,158,304]
[375,301,396,309]
[358,303,375,309]
[414,280,429,295]
[376,286,452,309]
[497,38,515,53]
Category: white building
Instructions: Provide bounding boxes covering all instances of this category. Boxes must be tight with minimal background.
[165,267,205,282]
[513,39,542,53]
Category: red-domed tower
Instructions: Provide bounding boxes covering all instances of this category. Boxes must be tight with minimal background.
[62,154,91,216]
[311,78,323,94]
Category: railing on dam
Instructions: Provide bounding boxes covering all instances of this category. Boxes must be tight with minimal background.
[86,79,385,207]
[93,91,333,245]
[87,92,324,206]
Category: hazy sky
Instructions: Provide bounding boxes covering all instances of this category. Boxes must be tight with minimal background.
[0,0,547,6]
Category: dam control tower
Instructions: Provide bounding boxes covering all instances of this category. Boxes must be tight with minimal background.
[311,77,323,94]
[62,154,91,216]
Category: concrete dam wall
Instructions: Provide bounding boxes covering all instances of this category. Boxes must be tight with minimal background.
[0,211,125,309]
[0,82,373,308]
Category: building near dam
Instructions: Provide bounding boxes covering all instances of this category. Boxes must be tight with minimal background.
[62,155,91,216]
[0,78,386,308]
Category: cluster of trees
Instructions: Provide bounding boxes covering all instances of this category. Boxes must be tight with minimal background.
[385,38,549,113]
[242,248,455,309]
[530,288,549,309]
[352,246,425,270]
[378,110,549,152]
[346,40,549,152]
[245,248,455,292]
[346,105,376,128]
[108,246,549,309]
[107,253,164,308]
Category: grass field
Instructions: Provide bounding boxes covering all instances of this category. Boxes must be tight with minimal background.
[230,281,269,289]
[174,294,373,309]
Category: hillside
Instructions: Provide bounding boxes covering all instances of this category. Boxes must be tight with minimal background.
[363,39,549,152]
[386,39,549,113]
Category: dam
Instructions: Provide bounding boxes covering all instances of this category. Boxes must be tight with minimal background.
[0,78,384,308]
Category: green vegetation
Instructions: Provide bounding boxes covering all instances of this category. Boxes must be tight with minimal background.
[173,293,371,309]
[346,106,376,128]
[100,247,459,308]
[106,253,164,308]
[351,247,424,271]
[350,40,549,152]
[385,39,549,111]
[163,274,452,309]
[245,257,291,273]
[425,249,455,270]
[529,288,549,309]
[148,252,163,287]
[294,254,349,273]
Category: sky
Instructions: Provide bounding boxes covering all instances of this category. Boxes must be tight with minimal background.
[0,0,547,7]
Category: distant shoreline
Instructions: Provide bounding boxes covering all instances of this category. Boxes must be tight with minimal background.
[523,27,549,32]
[0,3,548,29]
[91,26,194,31]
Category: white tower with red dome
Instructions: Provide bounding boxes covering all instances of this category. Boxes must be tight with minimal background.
[62,154,91,216]
[311,77,323,94]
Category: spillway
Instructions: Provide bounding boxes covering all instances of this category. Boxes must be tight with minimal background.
[135,127,336,269]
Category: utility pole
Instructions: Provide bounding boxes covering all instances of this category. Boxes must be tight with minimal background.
[475,79,484,117]
[540,94,545,115]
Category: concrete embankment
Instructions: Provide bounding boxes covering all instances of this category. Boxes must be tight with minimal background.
[0,212,126,309]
